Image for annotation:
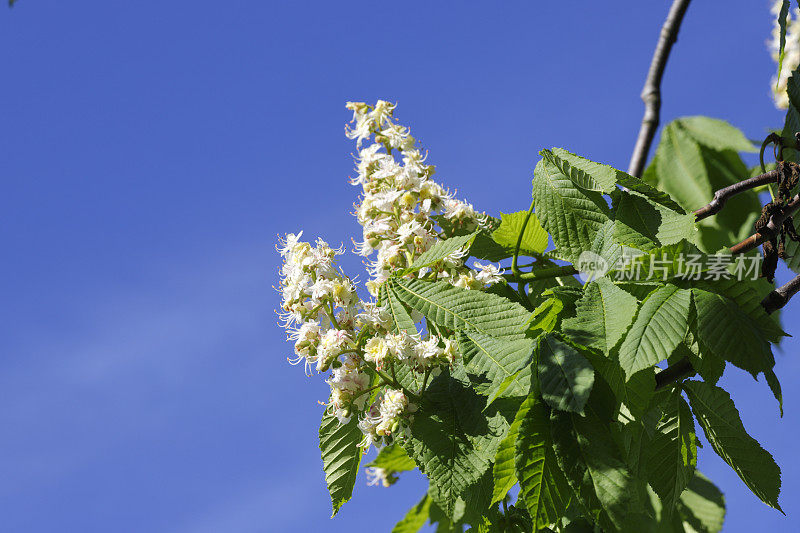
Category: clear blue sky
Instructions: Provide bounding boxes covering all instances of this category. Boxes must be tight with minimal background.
[0,1,796,531]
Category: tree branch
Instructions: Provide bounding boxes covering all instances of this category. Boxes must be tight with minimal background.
[729,193,800,255]
[627,0,693,178]
[761,274,800,314]
[693,170,779,221]
[655,357,694,390]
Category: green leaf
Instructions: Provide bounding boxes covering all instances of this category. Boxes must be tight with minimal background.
[684,380,783,512]
[460,330,536,403]
[612,189,696,251]
[429,501,460,532]
[491,393,537,504]
[562,277,638,354]
[319,410,364,517]
[764,366,784,417]
[581,348,655,418]
[392,495,432,533]
[677,471,726,533]
[652,122,713,212]
[405,369,510,518]
[526,287,581,334]
[490,211,549,256]
[381,283,424,391]
[550,146,685,213]
[367,444,417,477]
[696,146,761,252]
[537,334,595,415]
[690,288,772,377]
[679,333,725,386]
[406,231,478,273]
[676,116,756,153]
[606,240,702,283]
[550,403,639,529]
[693,278,785,343]
[515,397,571,529]
[391,279,530,340]
[532,151,611,262]
[645,391,697,514]
[382,282,418,335]
[776,1,792,90]
[618,284,691,379]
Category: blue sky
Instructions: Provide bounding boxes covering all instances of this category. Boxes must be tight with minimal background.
[0,1,797,531]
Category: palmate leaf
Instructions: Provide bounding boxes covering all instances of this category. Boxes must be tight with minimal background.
[644,117,758,253]
[491,393,537,505]
[429,501,460,532]
[651,122,713,212]
[690,288,773,378]
[683,380,783,512]
[550,147,685,213]
[645,390,697,515]
[405,369,510,519]
[694,278,785,343]
[390,278,530,340]
[618,284,691,379]
[677,471,726,533]
[606,240,702,283]
[537,334,595,415]
[550,404,640,530]
[319,410,364,517]
[527,286,582,335]
[392,494,432,533]
[581,348,655,418]
[406,231,478,274]
[380,283,424,391]
[490,210,549,257]
[459,330,536,403]
[677,116,756,153]
[367,444,417,477]
[515,395,571,529]
[381,282,418,335]
[532,150,611,262]
[611,189,696,251]
[561,277,637,354]
[696,146,761,252]
[678,333,726,386]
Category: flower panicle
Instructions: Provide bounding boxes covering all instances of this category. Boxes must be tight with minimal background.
[276,101,505,452]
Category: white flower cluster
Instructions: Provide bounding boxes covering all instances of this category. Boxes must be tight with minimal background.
[277,101,505,453]
[346,100,502,294]
[278,232,440,448]
[358,388,415,449]
[770,1,800,109]
[365,466,395,487]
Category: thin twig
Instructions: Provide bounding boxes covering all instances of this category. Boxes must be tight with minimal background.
[693,170,779,221]
[627,0,693,178]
